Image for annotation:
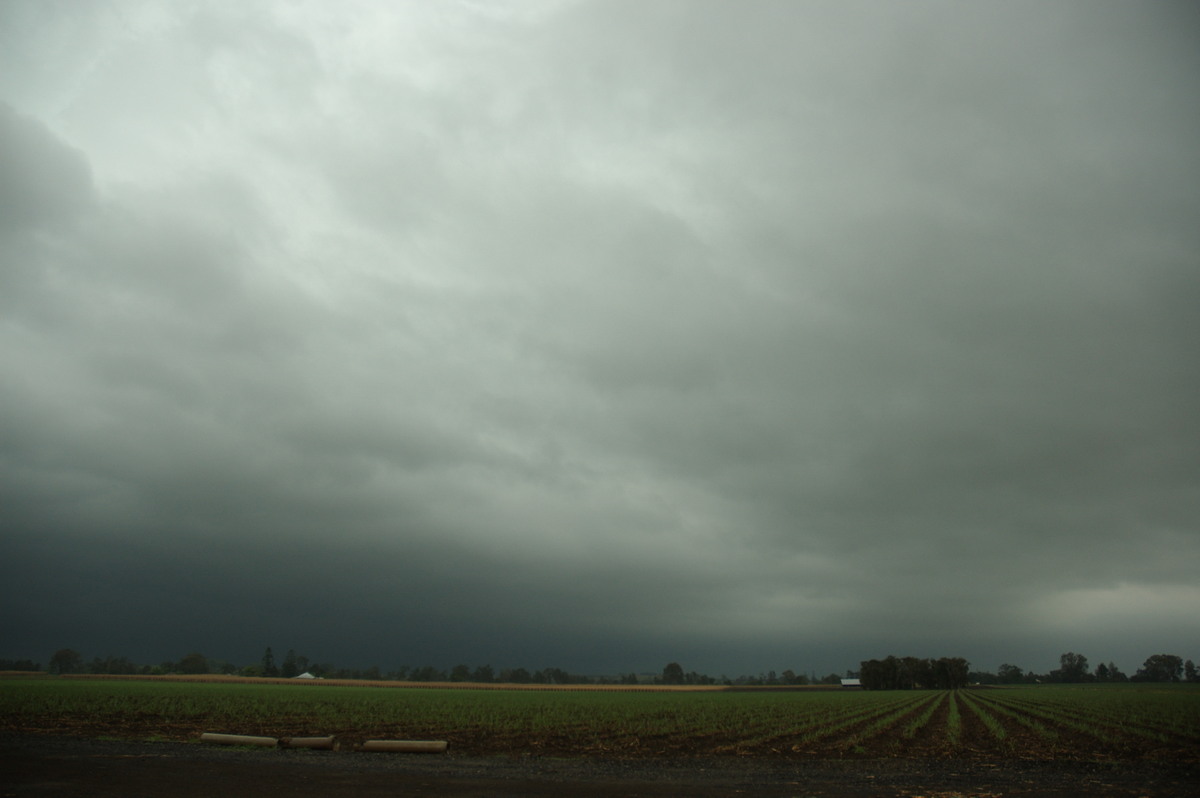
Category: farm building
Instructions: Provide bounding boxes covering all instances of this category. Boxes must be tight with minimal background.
[840,678,862,688]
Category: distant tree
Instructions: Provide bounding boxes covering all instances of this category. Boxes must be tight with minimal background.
[48,649,84,675]
[537,667,572,685]
[410,665,443,682]
[500,667,531,684]
[93,655,138,675]
[934,658,970,689]
[471,664,495,683]
[1054,652,1090,683]
[1087,661,1126,683]
[449,664,471,682]
[1136,654,1183,682]
[780,669,809,685]
[863,656,918,690]
[261,647,279,678]
[620,672,639,685]
[661,662,685,685]
[906,657,934,689]
[859,658,892,690]
[0,658,41,671]
[997,663,1024,684]
[969,670,998,685]
[281,650,299,679]
[178,652,210,675]
[1185,660,1197,683]
[860,656,968,689]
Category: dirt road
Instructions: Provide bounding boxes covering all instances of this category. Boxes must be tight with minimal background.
[3,734,1197,797]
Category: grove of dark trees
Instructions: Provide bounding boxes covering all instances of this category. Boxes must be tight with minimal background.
[858,656,971,690]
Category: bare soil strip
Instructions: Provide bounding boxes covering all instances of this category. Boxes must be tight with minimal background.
[4,734,1200,798]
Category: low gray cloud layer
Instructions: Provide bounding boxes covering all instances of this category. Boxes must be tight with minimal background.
[2,1,1198,676]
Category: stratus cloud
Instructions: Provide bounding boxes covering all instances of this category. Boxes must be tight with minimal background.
[1,1,1197,676]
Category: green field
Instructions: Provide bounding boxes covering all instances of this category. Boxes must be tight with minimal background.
[2,677,1198,760]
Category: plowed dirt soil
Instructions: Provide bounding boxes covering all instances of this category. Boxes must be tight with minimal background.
[3,733,1198,797]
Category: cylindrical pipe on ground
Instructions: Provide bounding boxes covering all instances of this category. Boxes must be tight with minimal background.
[281,736,336,750]
[199,732,278,747]
[361,739,448,753]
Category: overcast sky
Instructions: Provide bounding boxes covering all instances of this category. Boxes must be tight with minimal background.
[2,1,1198,678]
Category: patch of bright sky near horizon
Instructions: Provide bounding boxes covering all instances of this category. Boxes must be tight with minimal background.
[1,0,1198,677]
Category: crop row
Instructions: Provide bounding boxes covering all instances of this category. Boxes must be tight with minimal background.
[958,687,1200,760]
[967,687,1200,754]
[2,678,1197,760]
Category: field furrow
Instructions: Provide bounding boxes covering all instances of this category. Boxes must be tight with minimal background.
[3,677,1198,761]
[738,693,930,755]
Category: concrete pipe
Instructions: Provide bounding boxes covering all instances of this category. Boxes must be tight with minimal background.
[361,739,448,753]
[199,732,279,747]
[281,736,336,750]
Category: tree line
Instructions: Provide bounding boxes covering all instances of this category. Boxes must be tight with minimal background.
[854,652,1198,689]
[19,648,845,686]
[858,656,971,690]
[6,648,1195,687]
[976,652,1197,685]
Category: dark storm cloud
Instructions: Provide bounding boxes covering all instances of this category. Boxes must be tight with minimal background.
[0,104,93,230]
[2,1,1197,677]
